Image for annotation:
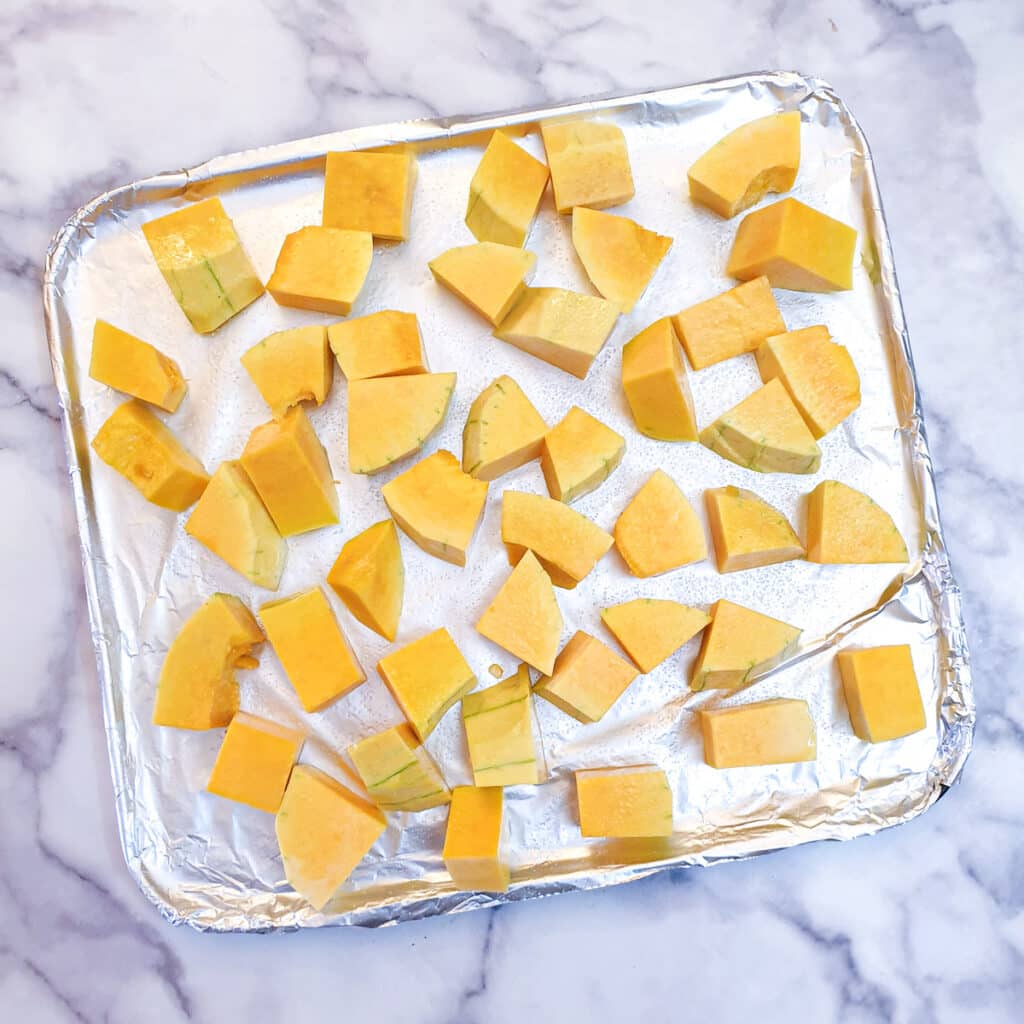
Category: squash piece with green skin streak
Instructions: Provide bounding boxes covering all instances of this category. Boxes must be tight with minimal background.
[705,485,804,573]
[806,480,908,564]
[348,723,451,811]
[462,375,547,481]
[541,405,625,504]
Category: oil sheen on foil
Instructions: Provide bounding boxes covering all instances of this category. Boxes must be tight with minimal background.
[43,71,974,932]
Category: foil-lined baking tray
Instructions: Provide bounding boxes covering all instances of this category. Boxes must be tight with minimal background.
[43,71,974,931]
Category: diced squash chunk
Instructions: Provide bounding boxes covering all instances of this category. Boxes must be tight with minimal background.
[322,149,416,241]
[377,628,476,741]
[462,665,541,787]
[185,461,286,589]
[381,450,488,566]
[837,645,926,743]
[535,631,638,724]
[347,372,456,474]
[671,277,785,370]
[601,599,710,673]
[443,786,509,892]
[241,325,332,417]
[141,197,264,334]
[705,485,804,573]
[240,406,338,536]
[699,698,816,768]
[571,207,672,312]
[91,399,208,511]
[463,375,547,481]
[466,131,549,247]
[268,226,372,315]
[429,242,536,325]
[153,594,263,729]
[542,406,625,504]
[327,520,403,642]
[621,318,697,441]
[805,480,908,564]
[207,712,304,813]
[540,119,634,213]
[276,766,386,910]
[327,310,427,380]
[494,287,619,379]
[700,378,821,474]
[89,320,186,412]
[690,599,801,691]
[756,326,861,438]
[476,551,562,675]
[575,765,673,838]
[502,490,612,589]
[727,198,857,292]
[348,723,450,811]
[614,470,706,577]
[687,112,801,219]
[260,587,365,712]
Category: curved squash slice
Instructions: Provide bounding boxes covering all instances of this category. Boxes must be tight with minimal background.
[805,480,908,564]
[463,375,547,481]
[705,485,804,573]
[601,599,710,673]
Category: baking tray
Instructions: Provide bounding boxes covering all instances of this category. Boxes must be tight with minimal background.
[43,70,974,931]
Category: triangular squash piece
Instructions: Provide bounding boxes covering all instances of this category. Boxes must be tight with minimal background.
[705,485,804,573]
[463,375,547,480]
[571,207,672,312]
[700,378,820,474]
[429,242,536,325]
[542,406,625,503]
[534,631,637,723]
[690,599,801,691]
[621,318,697,441]
[601,599,710,673]
[756,326,861,438]
[476,550,562,675]
[806,480,908,564]
[327,520,404,641]
[347,372,456,474]
[614,469,706,577]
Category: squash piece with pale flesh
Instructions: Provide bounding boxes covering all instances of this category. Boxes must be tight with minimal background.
[348,723,450,811]
[327,520,403,642]
[535,631,638,724]
[542,406,625,504]
[328,310,427,380]
[429,242,536,326]
[494,287,619,379]
[463,375,547,480]
[690,599,801,691]
[699,698,816,768]
[502,490,612,589]
[688,112,801,219]
[466,131,549,247]
[268,226,372,315]
[601,599,710,673]
[276,766,386,910]
[323,149,416,241]
[614,470,706,577]
[806,480,908,564]
[241,326,332,417]
[377,628,476,741]
[476,551,562,675]
[576,766,673,838]
[443,786,509,892]
[141,197,264,334]
[382,450,488,566]
[91,399,208,511]
[756,327,861,438]
[621,318,697,441]
[837,645,926,743]
[571,207,672,312]
[541,119,634,213]
[705,485,804,573]
[347,372,455,475]
[153,594,263,729]
[89,320,186,412]
[700,378,821,474]
[185,461,286,589]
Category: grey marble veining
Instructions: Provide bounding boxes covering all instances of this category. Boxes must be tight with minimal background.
[2,0,1022,1021]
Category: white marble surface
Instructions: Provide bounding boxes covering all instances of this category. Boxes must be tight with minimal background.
[2,1,1022,1020]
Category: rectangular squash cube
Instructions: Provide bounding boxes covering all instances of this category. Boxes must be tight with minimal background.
[837,645,926,743]
[268,225,372,315]
[462,665,541,787]
[348,723,450,811]
[443,786,509,892]
[328,310,427,380]
[541,118,634,213]
[260,588,365,712]
[621,318,697,441]
[323,149,416,241]
[575,765,673,838]
[89,320,186,412]
[699,698,816,768]
[377,628,476,741]
[207,711,304,813]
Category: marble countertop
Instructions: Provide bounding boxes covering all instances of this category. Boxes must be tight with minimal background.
[4,1,1022,1021]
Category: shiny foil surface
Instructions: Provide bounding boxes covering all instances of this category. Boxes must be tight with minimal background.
[42,71,974,931]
